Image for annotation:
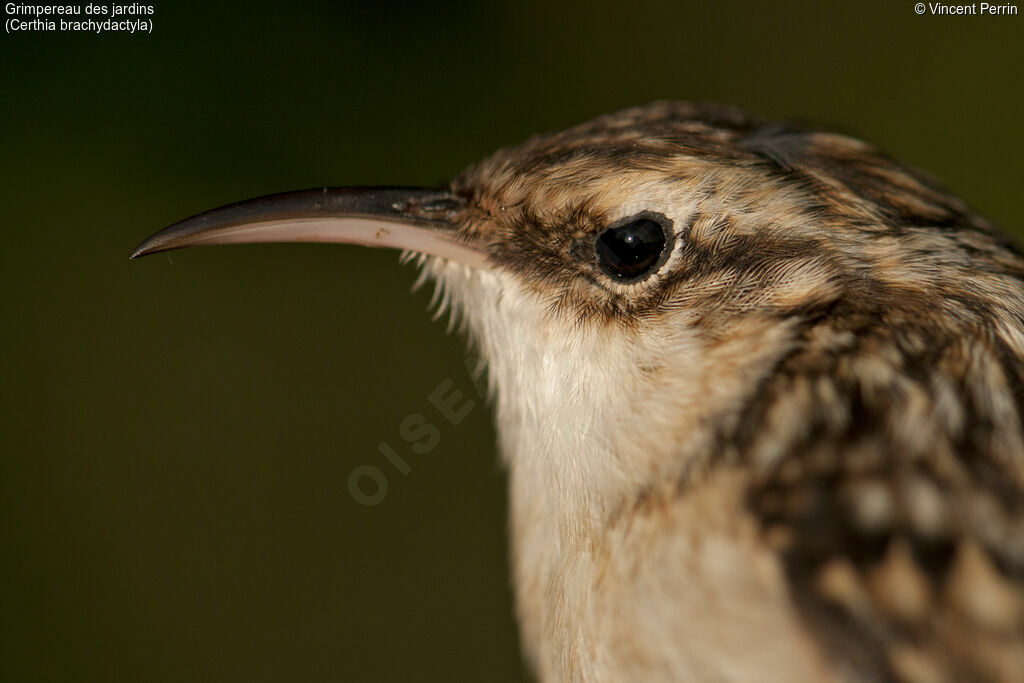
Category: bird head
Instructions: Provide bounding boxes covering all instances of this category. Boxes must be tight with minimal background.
[133,102,1024,682]
[132,101,1015,513]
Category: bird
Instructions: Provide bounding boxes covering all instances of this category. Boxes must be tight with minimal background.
[132,102,1024,682]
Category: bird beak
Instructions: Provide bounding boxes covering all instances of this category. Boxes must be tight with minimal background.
[130,186,488,268]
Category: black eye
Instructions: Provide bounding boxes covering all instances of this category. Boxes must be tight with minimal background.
[595,214,670,281]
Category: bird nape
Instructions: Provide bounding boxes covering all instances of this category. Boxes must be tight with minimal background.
[132,102,1024,683]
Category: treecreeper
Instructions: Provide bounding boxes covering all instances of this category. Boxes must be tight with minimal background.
[133,102,1024,682]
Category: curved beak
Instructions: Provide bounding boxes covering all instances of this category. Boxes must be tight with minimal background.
[130,186,488,268]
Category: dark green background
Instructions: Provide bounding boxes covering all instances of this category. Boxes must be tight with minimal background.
[2,1,1021,681]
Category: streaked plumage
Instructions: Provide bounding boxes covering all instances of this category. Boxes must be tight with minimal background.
[134,102,1024,682]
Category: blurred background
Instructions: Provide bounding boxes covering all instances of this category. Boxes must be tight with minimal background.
[2,1,1022,680]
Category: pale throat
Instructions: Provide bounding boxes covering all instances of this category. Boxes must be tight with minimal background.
[428,261,717,522]
[424,255,802,673]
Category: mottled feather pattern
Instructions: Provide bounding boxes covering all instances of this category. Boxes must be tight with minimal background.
[128,98,1024,681]
[419,102,1024,681]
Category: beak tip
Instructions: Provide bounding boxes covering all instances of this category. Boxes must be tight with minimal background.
[129,241,153,259]
[130,230,174,259]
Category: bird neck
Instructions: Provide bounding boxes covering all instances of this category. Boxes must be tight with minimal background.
[425,258,806,671]
[429,260,798,525]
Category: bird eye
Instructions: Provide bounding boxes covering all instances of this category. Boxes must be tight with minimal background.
[595,213,670,281]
